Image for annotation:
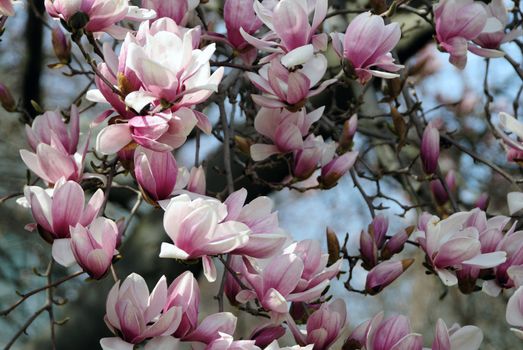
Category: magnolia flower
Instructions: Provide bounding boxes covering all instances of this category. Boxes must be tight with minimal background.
[224,188,289,258]
[45,0,155,38]
[292,135,334,180]
[417,210,507,286]
[142,0,199,25]
[237,240,341,321]
[331,12,403,84]
[160,195,251,281]
[0,0,14,16]
[122,25,223,112]
[249,323,286,347]
[431,319,483,350]
[0,82,15,112]
[470,0,522,57]
[339,114,358,150]
[162,271,237,344]
[52,217,118,279]
[434,0,503,69]
[21,106,88,184]
[288,299,348,350]
[265,341,313,350]
[246,55,336,110]
[319,151,358,188]
[134,146,178,202]
[250,107,324,161]
[240,0,328,61]
[346,312,422,350]
[224,0,262,52]
[421,122,440,174]
[430,170,456,206]
[102,274,182,347]
[206,333,260,350]
[23,180,104,241]
[365,260,414,295]
[51,26,72,64]
[507,286,523,339]
[96,109,197,154]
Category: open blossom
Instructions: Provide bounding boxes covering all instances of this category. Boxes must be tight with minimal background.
[122,24,223,112]
[246,55,336,110]
[250,107,324,161]
[51,217,118,279]
[224,0,262,54]
[23,180,104,241]
[206,333,259,350]
[102,274,182,347]
[134,146,178,202]
[417,210,507,286]
[265,341,313,350]
[434,0,503,69]
[431,319,483,350]
[240,0,328,61]
[160,195,251,282]
[224,188,288,258]
[20,106,88,184]
[471,0,522,56]
[346,312,422,350]
[45,0,155,38]
[236,240,341,321]
[162,271,237,344]
[0,0,14,16]
[288,299,348,350]
[141,0,199,25]
[96,108,197,154]
[331,12,403,84]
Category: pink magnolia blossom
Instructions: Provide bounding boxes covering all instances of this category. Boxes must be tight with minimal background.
[292,135,335,180]
[288,299,348,350]
[417,210,507,286]
[236,240,341,321]
[421,122,440,174]
[331,12,403,84]
[185,166,206,195]
[434,0,503,69]
[45,0,155,38]
[246,55,336,110]
[122,24,223,112]
[471,0,521,56]
[0,0,14,16]
[51,217,118,279]
[430,170,456,206]
[206,333,260,350]
[431,319,483,350]
[319,151,358,188]
[339,114,358,150]
[162,271,237,344]
[96,108,197,154]
[160,195,251,282]
[23,179,104,241]
[507,286,523,339]
[224,0,262,52]
[347,312,422,350]
[265,341,313,350]
[134,146,177,201]
[250,107,323,161]
[102,274,182,347]
[224,188,289,258]
[249,323,286,347]
[240,0,328,65]
[365,259,414,295]
[20,106,88,185]
[142,0,199,25]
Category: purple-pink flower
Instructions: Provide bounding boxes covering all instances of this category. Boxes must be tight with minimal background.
[141,0,199,25]
[0,0,14,16]
[23,179,104,241]
[331,12,403,84]
[134,146,178,202]
[431,319,483,350]
[160,195,251,282]
[421,122,440,174]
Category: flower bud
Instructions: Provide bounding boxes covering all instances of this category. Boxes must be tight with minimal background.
[134,146,178,202]
[369,214,388,249]
[186,165,206,195]
[475,193,489,211]
[365,259,414,295]
[52,26,72,64]
[326,227,341,266]
[430,170,456,205]
[0,82,15,112]
[421,122,440,174]
[320,151,358,189]
[250,323,286,348]
[339,114,358,151]
[360,230,378,270]
[381,227,413,260]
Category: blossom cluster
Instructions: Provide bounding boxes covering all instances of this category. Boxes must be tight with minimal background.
[1,0,522,348]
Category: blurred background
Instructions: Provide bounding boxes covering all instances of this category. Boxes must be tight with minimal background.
[0,0,522,349]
